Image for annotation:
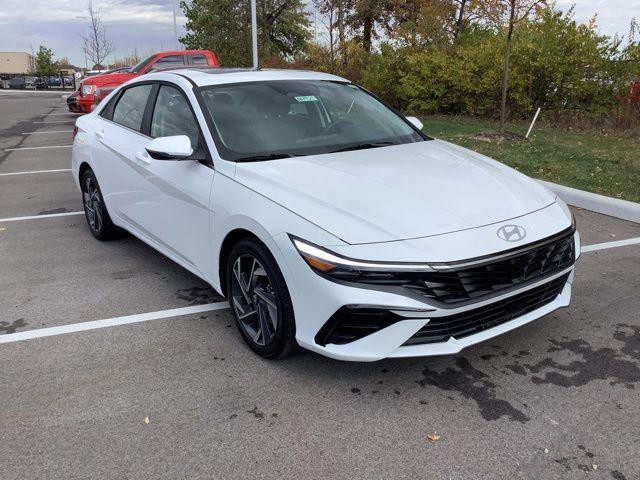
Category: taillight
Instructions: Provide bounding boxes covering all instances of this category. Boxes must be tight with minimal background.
[72,125,78,139]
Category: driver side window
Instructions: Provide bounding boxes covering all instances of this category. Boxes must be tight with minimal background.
[112,84,152,132]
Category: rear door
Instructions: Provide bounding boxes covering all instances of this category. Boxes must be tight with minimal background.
[90,83,154,223]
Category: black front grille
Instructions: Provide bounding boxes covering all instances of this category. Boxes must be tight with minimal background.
[402,229,575,305]
[404,273,569,345]
[315,307,415,346]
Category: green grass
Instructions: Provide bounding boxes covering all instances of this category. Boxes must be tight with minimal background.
[419,115,640,203]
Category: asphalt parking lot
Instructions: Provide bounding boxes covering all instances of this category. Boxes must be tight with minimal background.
[1,92,639,480]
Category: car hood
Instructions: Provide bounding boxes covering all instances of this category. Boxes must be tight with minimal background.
[83,72,135,87]
[234,140,556,245]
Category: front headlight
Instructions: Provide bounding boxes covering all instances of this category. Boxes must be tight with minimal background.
[290,236,436,282]
[81,84,95,96]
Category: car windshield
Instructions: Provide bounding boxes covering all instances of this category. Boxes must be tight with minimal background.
[200,80,427,161]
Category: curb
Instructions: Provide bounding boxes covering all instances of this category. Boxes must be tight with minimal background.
[538,180,640,224]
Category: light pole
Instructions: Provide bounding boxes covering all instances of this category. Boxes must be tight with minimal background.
[251,0,258,70]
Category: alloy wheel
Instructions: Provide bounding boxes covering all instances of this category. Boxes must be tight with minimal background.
[83,176,103,233]
[230,254,278,346]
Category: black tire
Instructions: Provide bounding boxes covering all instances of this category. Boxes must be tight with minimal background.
[80,169,119,240]
[226,237,297,359]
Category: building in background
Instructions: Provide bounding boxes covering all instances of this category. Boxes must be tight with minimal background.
[0,52,36,74]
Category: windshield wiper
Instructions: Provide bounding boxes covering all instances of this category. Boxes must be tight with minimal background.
[330,141,396,153]
[235,153,295,162]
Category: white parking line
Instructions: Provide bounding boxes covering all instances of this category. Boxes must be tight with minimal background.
[4,145,72,151]
[33,120,75,124]
[581,236,640,253]
[0,301,230,344]
[0,169,72,177]
[0,232,637,345]
[21,131,73,135]
[0,211,83,223]
[45,113,81,116]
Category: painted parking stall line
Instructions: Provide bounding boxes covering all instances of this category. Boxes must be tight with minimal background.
[0,301,230,344]
[0,169,72,177]
[4,145,72,152]
[33,120,75,124]
[0,211,84,223]
[0,231,636,344]
[22,130,73,135]
[581,236,640,253]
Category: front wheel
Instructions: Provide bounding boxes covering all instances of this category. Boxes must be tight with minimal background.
[226,238,297,359]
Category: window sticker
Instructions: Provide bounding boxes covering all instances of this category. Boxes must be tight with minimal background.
[294,95,318,102]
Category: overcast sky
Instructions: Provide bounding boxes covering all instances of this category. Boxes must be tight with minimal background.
[0,0,637,68]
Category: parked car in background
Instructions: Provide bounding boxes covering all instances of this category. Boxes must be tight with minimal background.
[48,76,62,87]
[9,77,26,89]
[76,50,218,113]
[67,89,81,112]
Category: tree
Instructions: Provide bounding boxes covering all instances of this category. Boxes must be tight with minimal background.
[484,0,546,131]
[180,0,310,66]
[314,0,353,67]
[81,1,115,68]
[35,46,58,77]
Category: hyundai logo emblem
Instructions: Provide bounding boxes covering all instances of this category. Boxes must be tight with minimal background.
[497,224,527,242]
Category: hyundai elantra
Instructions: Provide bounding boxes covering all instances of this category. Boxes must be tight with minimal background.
[72,68,579,361]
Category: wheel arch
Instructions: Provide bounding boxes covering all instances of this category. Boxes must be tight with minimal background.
[78,161,92,183]
[218,228,264,297]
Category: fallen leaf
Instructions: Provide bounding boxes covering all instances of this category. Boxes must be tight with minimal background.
[427,433,441,442]
[544,448,549,454]
[592,465,598,470]
[144,416,150,425]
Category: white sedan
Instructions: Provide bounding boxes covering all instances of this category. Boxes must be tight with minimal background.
[72,68,579,361]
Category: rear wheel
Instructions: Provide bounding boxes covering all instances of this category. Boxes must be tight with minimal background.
[226,238,297,359]
[81,169,118,240]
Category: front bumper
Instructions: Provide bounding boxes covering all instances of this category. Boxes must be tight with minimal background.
[272,206,579,362]
[77,95,94,113]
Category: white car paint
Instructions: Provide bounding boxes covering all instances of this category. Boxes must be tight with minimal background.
[72,68,578,361]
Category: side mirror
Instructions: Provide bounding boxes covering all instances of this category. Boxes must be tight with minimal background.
[406,116,423,131]
[145,135,193,160]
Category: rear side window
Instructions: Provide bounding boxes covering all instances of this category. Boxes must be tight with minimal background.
[190,54,208,66]
[150,85,200,150]
[147,55,185,73]
[112,84,152,132]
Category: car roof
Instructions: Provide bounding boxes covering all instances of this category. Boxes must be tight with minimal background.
[158,68,349,88]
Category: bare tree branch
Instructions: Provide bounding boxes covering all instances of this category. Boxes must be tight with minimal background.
[81,1,115,68]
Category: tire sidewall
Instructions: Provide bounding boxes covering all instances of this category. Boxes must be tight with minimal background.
[81,169,109,240]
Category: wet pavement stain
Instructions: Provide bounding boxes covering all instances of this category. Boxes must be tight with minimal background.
[37,207,71,215]
[111,270,137,280]
[246,407,265,419]
[506,325,640,389]
[611,470,628,480]
[418,357,530,423]
[0,318,26,334]
[176,286,222,305]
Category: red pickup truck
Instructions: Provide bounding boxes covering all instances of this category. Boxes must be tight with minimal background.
[75,50,218,113]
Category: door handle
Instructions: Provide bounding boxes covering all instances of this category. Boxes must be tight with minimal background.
[136,150,151,164]
[95,129,105,140]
